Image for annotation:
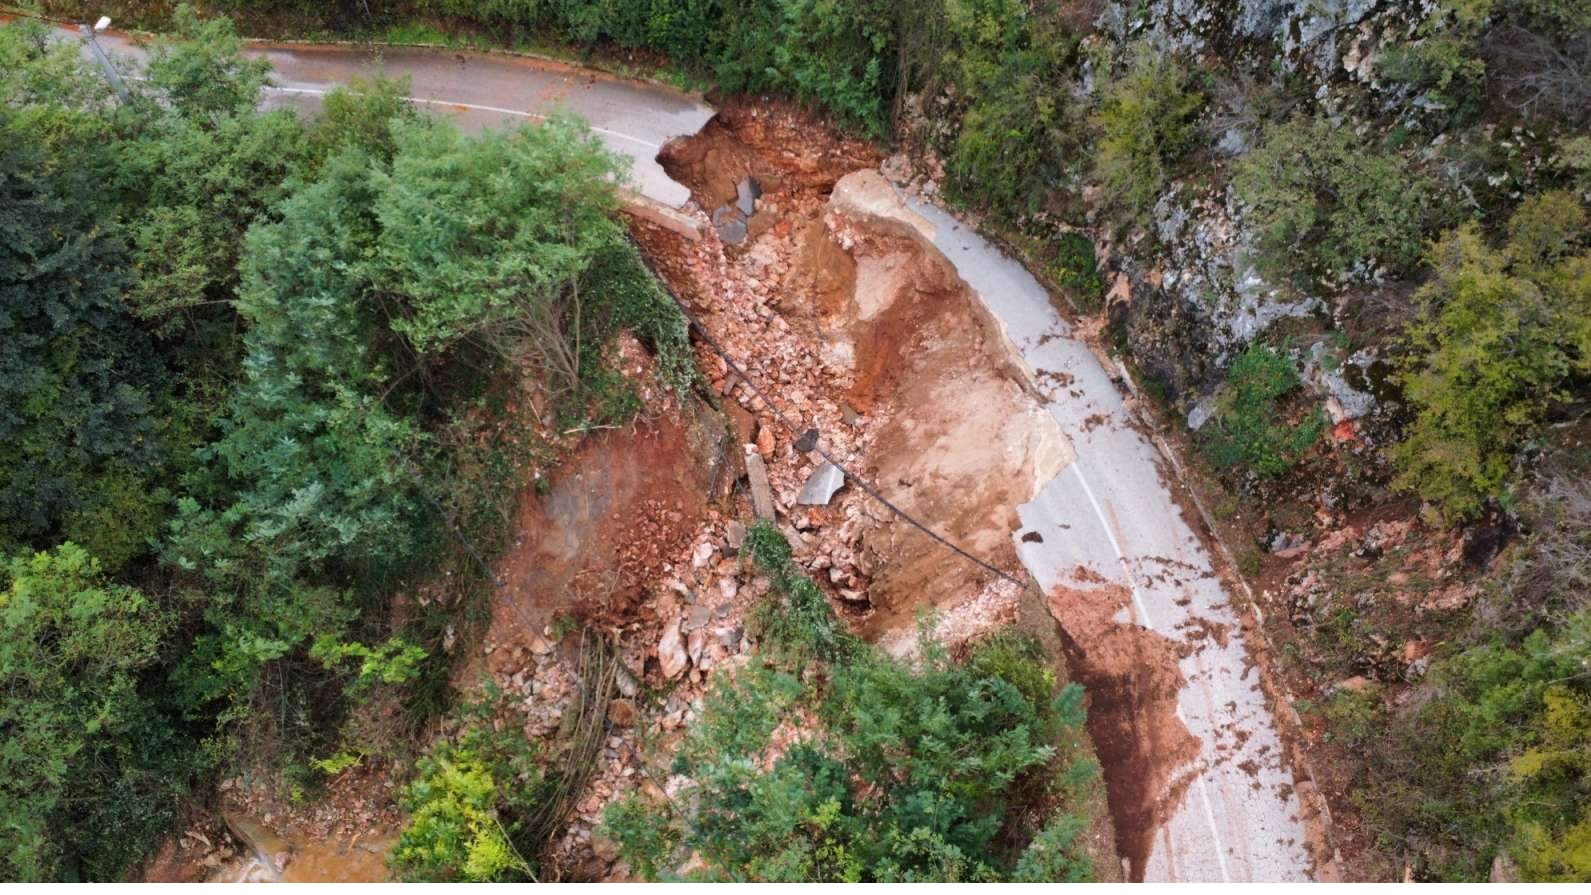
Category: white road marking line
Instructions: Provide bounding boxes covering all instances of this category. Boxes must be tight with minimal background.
[264,85,663,150]
[1068,462,1234,884]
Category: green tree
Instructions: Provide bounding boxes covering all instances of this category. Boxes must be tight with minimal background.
[0,109,162,559]
[1392,192,1591,521]
[168,109,691,724]
[142,4,271,122]
[1233,115,1431,283]
[120,109,311,335]
[1092,46,1206,224]
[941,0,1082,218]
[0,543,176,881]
[370,117,623,369]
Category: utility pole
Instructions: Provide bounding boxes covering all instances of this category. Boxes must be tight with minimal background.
[80,16,130,105]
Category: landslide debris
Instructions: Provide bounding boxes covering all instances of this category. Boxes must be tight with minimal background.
[1046,573,1201,882]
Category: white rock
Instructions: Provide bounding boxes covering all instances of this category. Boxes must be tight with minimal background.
[691,541,717,569]
[687,627,708,665]
[657,619,689,679]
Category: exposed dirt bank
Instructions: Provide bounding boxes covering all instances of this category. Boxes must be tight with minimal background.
[655,105,1067,641]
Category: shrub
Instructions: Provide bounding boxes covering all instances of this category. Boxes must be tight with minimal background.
[768,0,898,135]
[941,0,1083,219]
[1232,115,1431,284]
[603,633,1096,881]
[1053,231,1106,308]
[1200,345,1323,479]
[0,543,179,881]
[1372,0,1491,121]
[743,521,863,664]
[608,523,1096,882]
[1091,46,1206,224]
[0,91,163,555]
[1356,609,1591,880]
[142,5,271,121]
[392,723,546,882]
[169,110,692,716]
[1323,685,1384,749]
[1377,36,1488,119]
[1392,191,1591,521]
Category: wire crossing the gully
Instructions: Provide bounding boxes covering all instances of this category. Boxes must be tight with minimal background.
[628,234,1029,590]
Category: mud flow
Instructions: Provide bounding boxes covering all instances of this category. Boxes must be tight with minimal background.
[1047,577,1200,881]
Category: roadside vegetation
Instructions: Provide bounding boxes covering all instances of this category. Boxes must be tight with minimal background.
[1199,344,1323,480]
[0,6,1107,884]
[0,9,691,880]
[600,524,1099,882]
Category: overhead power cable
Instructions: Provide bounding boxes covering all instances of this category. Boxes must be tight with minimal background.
[626,232,1029,589]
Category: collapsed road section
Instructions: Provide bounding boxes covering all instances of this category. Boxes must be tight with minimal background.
[830,170,1325,882]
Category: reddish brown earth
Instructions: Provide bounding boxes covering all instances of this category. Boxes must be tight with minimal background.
[1046,577,1201,881]
[481,396,726,673]
[652,105,1065,638]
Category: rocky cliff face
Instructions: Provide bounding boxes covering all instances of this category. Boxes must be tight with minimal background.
[1092,0,1423,426]
[1101,0,1416,77]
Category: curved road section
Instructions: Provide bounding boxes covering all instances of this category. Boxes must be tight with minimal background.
[76,26,714,208]
[62,22,1311,883]
[898,194,1315,882]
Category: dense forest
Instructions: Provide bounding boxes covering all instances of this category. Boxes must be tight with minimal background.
[6,0,1591,882]
[1,9,702,879]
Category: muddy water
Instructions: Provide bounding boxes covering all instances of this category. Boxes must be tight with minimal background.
[208,823,394,883]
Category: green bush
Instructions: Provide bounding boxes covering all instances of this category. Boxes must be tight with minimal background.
[0,71,163,556]
[0,544,179,881]
[1200,345,1323,479]
[1091,46,1206,224]
[941,0,1082,219]
[1232,115,1432,284]
[1392,191,1591,521]
[607,524,1097,882]
[392,724,545,881]
[1053,231,1106,308]
[743,520,863,664]
[1376,36,1487,119]
[1373,0,1490,121]
[1356,612,1591,879]
[604,636,1095,881]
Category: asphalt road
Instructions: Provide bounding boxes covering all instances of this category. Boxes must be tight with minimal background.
[901,194,1316,882]
[73,25,714,208]
[55,20,1314,883]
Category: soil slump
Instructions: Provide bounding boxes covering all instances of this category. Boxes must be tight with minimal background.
[1047,578,1201,881]
[483,395,725,670]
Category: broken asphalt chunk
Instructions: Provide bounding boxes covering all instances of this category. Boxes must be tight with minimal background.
[796,461,845,506]
[736,175,761,217]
